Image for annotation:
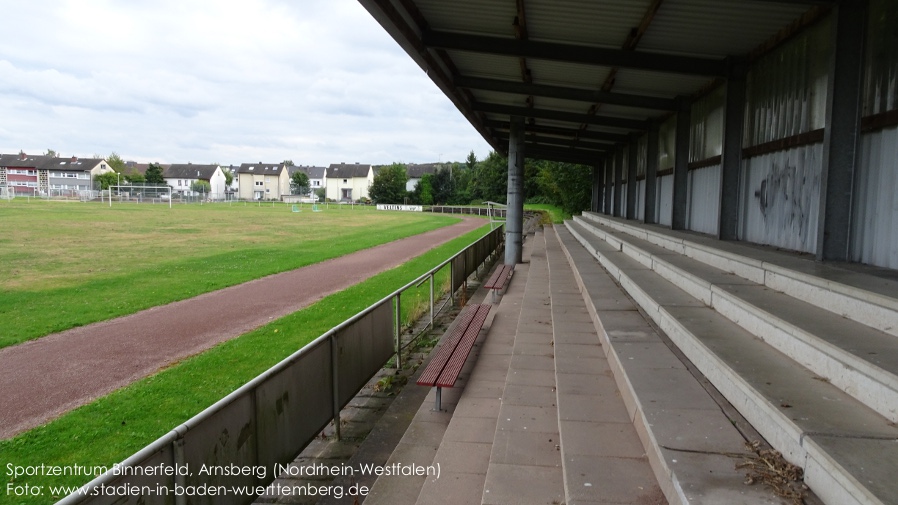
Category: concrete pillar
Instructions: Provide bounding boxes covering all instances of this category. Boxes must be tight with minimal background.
[592,162,603,212]
[672,97,691,230]
[817,0,867,261]
[719,62,747,240]
[505,116,525,265]
[645,123,659,224]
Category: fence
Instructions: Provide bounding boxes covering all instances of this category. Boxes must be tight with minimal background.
[58,225,504,505]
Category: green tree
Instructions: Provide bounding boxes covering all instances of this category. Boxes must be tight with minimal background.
[465,151,477,170]
[107,152,127,173]
[191,180,211,194]
[368,163,408,204]
[145,163,165,184]
[45,148,57,157]
[418,173,434,205]
[222,168,234,188]
[534,160,593,215]
[470,151,508,203]
[124,172,145,184]
[283,159,294,166]
[95,172,118,190]
[290,171,311,195]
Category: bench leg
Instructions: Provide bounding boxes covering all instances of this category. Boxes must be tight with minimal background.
[434,387,442,411]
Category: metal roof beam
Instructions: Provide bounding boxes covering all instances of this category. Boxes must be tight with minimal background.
[523,146,604,165]
[422,29,728,77]
[474,102,648,131]
[495,134,615,152]
[456,76,678,111]
[484,120,632,143]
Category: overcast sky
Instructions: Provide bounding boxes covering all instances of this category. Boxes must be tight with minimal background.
[0,0,492,166]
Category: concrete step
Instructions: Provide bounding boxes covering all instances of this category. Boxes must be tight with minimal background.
[562,220,898,505]
[570,217,898,424]
[552,225,792,505]
[543,229,670,505]
[579,212,898,339]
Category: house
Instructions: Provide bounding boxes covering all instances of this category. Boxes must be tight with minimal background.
[326,163,373,202]
[287,165,327,197]
[405,163,444,192]
[46,157,114,196]
[164,164,227,199]
[0,153,112,196]
[236,162,290,200]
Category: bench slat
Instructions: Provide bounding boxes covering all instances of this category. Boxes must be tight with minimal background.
[484,264,514,289]
[416,305,480,387]
[435,304,491,388]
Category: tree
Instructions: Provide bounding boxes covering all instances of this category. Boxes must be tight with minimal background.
[45,148,57,157]
[470,151,508,203]
[290,171,310,195]
[283,159,295,166]
[368,163,408,204]
[418,173,434,205]
[465,151,477,170]
[107,152,127,173]
[95,172,118,190]
[145,163,165,184]
[534,160,593,215]
[191,180,211,194]
[124,172,145,184]
[222,168,234,188]
[430,167,454,204]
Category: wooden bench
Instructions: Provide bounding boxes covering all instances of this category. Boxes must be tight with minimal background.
[417,303,491,411]
[483,264,514,303]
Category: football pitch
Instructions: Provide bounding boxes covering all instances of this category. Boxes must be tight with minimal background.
[0,200,462,349]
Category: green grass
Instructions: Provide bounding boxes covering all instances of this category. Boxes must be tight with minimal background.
[524,203,568,223]
[0,201,461,348]
[0,224,491,504]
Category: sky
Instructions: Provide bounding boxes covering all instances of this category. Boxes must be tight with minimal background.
[0,0,492,167]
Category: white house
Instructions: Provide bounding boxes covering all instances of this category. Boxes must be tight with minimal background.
[164,164,227,199]
[326,163,373,202]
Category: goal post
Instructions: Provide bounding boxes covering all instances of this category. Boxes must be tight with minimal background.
[0,185,12,201]
[108,185,172,208]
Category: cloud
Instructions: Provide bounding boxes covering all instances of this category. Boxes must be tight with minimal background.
[0,0,491,165]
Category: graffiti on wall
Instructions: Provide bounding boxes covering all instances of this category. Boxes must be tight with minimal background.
[750,156,820,251]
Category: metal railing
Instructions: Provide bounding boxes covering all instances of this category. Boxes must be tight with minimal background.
[58,225,504,505]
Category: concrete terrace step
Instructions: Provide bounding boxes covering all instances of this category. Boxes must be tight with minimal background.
[569,217,898,424]
[579,212,898,339]
[551,226,787,505]
[563,220,898,505]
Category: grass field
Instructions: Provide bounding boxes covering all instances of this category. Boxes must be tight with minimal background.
[0,220,490,505]
[0,200,463,348]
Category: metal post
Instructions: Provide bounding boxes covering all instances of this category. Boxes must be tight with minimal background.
[394,293,402,370]
[817,0,867,261]
[645,122,660,224]
[627,133,639,219]
[429,273,434,331]
[613,147,623,217]
[720,60,747,240]
[604,156,613,215]
[330,334,341,441]
[672,96,692,230]
[435,387,442,411]
[505,116,525,265]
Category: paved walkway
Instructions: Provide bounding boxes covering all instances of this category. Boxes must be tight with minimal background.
[0,216,484,439]
[357,227,664,504]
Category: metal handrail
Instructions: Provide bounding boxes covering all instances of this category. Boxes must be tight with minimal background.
[58,225,503,505]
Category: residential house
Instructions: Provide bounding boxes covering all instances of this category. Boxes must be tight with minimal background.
[405,163,444,192]
[0,153,55,195]
[236,162,290,200]
[287,165,327,198]
[164,164,227,199]
[47,157,114,196]
[0,153,112,196]
[326,163,373,202]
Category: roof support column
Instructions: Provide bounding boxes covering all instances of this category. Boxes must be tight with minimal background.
[719,62,747,240]
[645,123,659,224]
[626,134,639,219]
[505,116,525,265]
[592,161,603,212]
[604,156,613,214]
[672,97,691,230]
[817,0,867,261]
[613,147,623,217]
